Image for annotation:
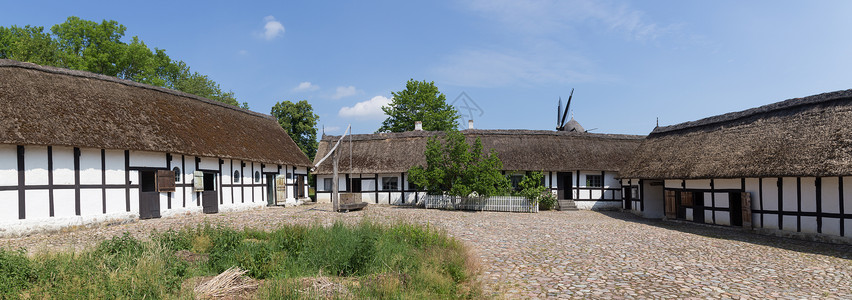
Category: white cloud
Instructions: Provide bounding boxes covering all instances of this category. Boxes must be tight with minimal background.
[238,50,248,55]
[261,16,285,40]
[434,45,605,87]
[433,0,671,87]
[338,96,392,120]
[331,86,359,99]
[293,81,319,92]
[466,0,666,40]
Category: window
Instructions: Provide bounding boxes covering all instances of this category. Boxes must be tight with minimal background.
[173,167,181,182]
[323,178,333,191]
[631,186,639,199]
[407,180,420,191]
[234,170,240,183]
[254,171,261,183]
[586,175,602,187]
[510,175,524,191]
[382,177,399,190]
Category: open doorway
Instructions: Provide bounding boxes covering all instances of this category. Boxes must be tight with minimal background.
[201,172,218,214]
[266,174,276,206]
[139,170,161,219]
[556,172,573,200]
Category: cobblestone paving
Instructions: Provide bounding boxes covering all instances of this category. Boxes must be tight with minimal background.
[2,204,851,299]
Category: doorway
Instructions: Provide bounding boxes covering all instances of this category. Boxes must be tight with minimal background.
[556,172,573,200]
[729,192,743,227]
[139,170,161,219]
[296,174,306,198]
[693,192,705,223]
[351,178,362,193]
[266,174,276,206]
[201,172,218,214]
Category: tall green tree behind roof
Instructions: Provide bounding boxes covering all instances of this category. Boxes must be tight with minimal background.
[271,100,319,160]
[377,79,460,133]
[0,16,243,108]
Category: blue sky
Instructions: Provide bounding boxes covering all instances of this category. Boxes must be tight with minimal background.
[3,1,852,135]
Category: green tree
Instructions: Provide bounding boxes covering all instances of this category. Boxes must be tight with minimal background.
[271,100,319,160]
[0,25,60,66]
[408,130,509,197]
[0,16,243,108]
[377,79,460,133]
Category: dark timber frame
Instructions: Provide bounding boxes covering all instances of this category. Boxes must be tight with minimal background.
[654,176,850,237]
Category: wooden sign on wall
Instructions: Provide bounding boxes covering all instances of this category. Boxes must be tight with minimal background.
[193,171,204,192]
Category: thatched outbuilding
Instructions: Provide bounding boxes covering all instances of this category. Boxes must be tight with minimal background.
[0,59,311,236]
[313,128,643,209]
[620,89,852,243]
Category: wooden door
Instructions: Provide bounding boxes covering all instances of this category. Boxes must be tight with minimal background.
[623,186,632,210]
[556,172,572,200]
[678,191,692,219]
[664,190,677,219]
[741,192,752,228]
[139,170,161,219]
[275,175,287,204]
[201,172,218,214]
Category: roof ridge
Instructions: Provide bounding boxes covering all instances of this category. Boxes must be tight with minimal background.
[653,88,852,135]
[0,59,275,121]
[321,129,645,142]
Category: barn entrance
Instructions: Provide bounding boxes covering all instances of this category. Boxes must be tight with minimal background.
[556,172,573,200]
[201,172,218,214]
[139,170,161,219]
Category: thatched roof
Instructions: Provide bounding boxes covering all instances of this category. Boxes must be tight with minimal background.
[313,129,644,175]
[0,59,311,167]
[621,89,852,179]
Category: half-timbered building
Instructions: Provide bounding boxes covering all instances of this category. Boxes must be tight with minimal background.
[0,60,312,236]
[620,89,852,243]
[313,127,643,210]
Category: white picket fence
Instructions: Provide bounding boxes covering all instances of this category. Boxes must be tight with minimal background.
[421,195,538,213]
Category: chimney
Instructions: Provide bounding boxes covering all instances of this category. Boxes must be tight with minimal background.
[414,121,423,131]
[468,119,474,129]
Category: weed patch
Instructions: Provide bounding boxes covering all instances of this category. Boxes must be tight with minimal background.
[1,219,482,299]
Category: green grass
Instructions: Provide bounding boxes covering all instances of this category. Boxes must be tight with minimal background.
[0,220,482,299]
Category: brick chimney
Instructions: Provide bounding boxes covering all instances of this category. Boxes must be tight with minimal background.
[468,119,474,129]
[415,121,423,131]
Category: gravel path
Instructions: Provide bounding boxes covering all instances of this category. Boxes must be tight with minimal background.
[2,203,850,299]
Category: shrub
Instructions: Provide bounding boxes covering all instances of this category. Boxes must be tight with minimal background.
[539,191,557,211]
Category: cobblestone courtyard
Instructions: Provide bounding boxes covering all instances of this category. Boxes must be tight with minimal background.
[2,204,850,298]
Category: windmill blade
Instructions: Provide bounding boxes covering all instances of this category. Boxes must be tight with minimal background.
[560,88,573,127]
[557,97,562,128]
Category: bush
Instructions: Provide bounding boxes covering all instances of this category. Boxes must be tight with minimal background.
[539,191,557,210]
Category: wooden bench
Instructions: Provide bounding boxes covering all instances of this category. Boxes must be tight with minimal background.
[338,193,367,212]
